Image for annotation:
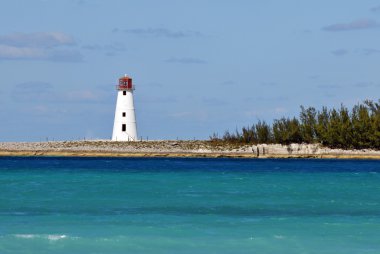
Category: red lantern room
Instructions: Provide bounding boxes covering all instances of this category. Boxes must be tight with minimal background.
[117,75,134,90]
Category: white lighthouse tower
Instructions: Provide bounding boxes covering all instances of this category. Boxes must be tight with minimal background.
[112,75,138,141]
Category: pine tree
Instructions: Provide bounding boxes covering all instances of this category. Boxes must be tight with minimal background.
[255,121,272,144]
[339,105,353,149]
[365,100,380,148]
[352,104,372,148]
[315,107,329,146]
[212,99,380,150]
[241,125,257,144]
[272,117,302,144]
[327,109,343,148]
[300,106,317,143]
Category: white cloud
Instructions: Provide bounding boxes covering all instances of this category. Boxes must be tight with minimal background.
[323,19,379,32]
[116,28,202,38]
[370,5,380,12]
[165,57,206,64]
[361,48,380,55]
[0,32,75,48]
[0,32,81,62]
[66,90,101,101]
[12,82,109,103]
[0,45,45,59]
[0,45,82,62]
[169,110,209,121]
[274,107,287,113]
[331,49,348,56]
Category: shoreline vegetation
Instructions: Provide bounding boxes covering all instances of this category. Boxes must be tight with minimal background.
[210,100,380,150]
[1,100,379,159]
[0,140,380,159]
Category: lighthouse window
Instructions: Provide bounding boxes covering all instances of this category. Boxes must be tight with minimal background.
[122,124,126,132]
[123,91,126,95]
[122,112,126,117]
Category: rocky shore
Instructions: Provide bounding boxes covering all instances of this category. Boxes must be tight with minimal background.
[0,140,379,159]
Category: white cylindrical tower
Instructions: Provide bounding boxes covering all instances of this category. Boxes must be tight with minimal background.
[112,75,138,141]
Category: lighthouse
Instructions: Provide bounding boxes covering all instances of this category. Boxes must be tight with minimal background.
[112,75,138,141]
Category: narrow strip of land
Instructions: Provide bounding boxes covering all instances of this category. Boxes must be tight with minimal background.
[1,141,380,159]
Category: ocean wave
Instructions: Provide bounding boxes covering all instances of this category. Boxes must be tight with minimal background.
[13,234,70,241]
[14,234,35,239]
[47,235,67,241]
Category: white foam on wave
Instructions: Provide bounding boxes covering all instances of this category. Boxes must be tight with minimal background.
[14,234,36,239]
[13,234,69,241]
[47,235,67,241]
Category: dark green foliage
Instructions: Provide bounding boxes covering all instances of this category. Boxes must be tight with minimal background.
[255,121,272,144]
[241,125,257,143]
[351,104,372,149]
[365,100,380,148]
[338,105,353,148]
[211,99,380,149]
[299,106,317,143]
[315,107,329,145]
[273,117,302,144]
[326,109,342,148]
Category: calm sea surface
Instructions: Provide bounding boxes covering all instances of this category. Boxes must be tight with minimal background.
[0,157,379,253]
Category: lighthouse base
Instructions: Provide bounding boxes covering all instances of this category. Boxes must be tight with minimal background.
[112,89,138,142]
[112,129,137,142]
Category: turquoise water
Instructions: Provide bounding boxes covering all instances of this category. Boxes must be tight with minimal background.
[0,157,379,253]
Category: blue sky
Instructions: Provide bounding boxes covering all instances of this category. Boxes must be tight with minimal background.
[1,0,380,141]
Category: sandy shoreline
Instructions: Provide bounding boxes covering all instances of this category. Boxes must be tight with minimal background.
[1,151,380,159]
[0,140,380,159]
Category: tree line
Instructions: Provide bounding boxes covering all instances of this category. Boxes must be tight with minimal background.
[210,100,380,149]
